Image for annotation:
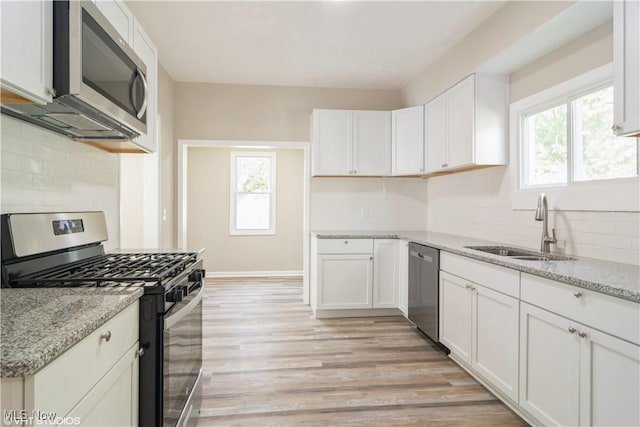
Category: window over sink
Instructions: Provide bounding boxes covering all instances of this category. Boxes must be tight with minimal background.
[510,64,639,211]
[229,152,276,235]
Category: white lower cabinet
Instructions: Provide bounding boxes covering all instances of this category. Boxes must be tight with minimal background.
[439,270,519,402]
[520,303,640,427]
[373,239,399,308]
[397,240,409,316]
[312,237,400,316]
[1,303,140,426]
[317,253,373,309]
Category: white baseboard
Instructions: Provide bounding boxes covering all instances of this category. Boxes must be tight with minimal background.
[205,270,303,278]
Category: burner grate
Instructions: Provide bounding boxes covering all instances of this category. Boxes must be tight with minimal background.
[11,252,199,286]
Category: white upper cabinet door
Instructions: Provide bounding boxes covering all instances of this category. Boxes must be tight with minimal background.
[312,109,353,175]
[373,239,399,308]
[132,20,158,152]
[0,0,53,104]
[352,111,391,175]
[392,105,425,175]
[613,0,640,137]
[424,93,447,173]
[446,76,475,169]
[95,0,135,43]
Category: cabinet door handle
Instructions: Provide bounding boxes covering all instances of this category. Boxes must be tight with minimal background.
[441,163,448,168]
[100,330,112,342]
[578,331,588,338]
[611,124,622,131]
[568,327,577,334]
[573,291,582,298]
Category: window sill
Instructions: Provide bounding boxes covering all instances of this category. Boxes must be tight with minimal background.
[229,230,276,236]
[509,177,639,211]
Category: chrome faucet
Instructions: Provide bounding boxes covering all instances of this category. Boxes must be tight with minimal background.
[535,193,557,254]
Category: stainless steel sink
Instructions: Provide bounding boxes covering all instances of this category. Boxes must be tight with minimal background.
[465,245,575,261]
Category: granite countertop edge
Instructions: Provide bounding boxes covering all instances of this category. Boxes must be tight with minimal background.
[312,231,640,303]
[1,288,144,378]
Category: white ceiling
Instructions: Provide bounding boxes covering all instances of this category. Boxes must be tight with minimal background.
[126,1,505,89]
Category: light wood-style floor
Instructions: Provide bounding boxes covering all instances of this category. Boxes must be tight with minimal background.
[196,277,527,426]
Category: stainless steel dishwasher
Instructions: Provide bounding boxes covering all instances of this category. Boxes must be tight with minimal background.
[408,243,445,348]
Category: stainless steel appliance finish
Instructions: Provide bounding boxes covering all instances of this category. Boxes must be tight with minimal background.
[0,212,204,427]
[1,211,108,259]
[408,243,441,343]
[0,1,148,146]
[535,193,557,254]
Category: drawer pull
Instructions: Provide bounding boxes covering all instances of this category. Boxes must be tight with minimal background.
[568,327,576,334]
[344,240,349,244]
[135,348,145,358]
[573,291,583,298]
[100,330,112,342]
[578,331,588,338]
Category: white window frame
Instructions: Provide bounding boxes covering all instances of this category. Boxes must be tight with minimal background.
[229,151,276,235]
[509,64,639,212]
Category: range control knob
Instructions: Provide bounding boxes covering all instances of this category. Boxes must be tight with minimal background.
[166,288,183,303]
[188,269,203,282]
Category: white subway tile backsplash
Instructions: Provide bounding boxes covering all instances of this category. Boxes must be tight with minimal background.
[1,116,120,249]
[427,166,640,265]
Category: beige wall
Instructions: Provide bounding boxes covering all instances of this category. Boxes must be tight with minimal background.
[175,83,403,142]
[402,1,574,105]
[171,80,404,271]
[509,21,612,102]
[186,147,304,273]
[158,65,176,248]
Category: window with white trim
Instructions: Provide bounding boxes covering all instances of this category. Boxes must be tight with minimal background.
[230,152,276,235]
[520,83,638,189]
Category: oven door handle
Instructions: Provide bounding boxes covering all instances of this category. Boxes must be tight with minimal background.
[164,286,203,330]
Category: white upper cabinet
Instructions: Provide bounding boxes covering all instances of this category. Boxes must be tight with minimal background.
[391,105,424,175]
[95,0,135,43]
[613,0,640,137]
[353,111,391,175]
[424,94,447,173]
[312,110,353,175]
[0,0,53,104]
[312,109,390,176]
[424,74,508,174]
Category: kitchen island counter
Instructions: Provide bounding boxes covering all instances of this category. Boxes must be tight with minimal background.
[1,286,143,377]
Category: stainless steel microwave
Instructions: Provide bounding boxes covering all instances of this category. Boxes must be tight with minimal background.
[1,1,148,147]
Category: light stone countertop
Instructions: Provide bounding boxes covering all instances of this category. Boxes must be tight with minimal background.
[312,230,640,303]
[1,286,144,378]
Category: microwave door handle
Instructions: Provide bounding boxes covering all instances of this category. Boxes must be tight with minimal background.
[129,68,148,120]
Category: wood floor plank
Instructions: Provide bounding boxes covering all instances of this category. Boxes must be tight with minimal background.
[196,278,527,427]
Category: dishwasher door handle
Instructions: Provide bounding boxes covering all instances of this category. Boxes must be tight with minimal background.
[410,251,433,263]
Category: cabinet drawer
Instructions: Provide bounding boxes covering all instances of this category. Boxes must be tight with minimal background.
[29,302,139,417]
[521,273,640,345]
[441,252,520,298]
[317,238,373,254]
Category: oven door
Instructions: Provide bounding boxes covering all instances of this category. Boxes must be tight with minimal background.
[163,284,203,427]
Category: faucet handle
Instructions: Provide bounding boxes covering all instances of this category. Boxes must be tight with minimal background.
[550,228,557,244]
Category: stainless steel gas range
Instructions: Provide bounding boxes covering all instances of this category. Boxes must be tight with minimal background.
[0,211,204,427]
